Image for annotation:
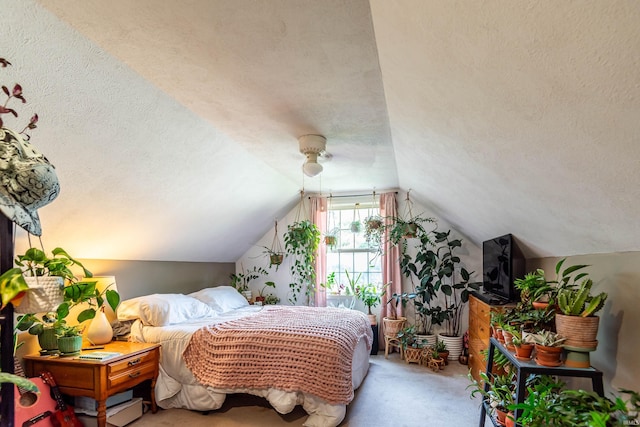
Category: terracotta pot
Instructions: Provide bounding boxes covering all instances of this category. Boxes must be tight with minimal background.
[505,411,516,427]
[438,350,450,365]
[534,344,564,367]
[495,407,508,426]
[495,327,505,343]
[514,343,534,360]
[532,301,549,310]
[555,314,600,349]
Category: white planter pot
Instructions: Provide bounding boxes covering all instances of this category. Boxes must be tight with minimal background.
[438,334,463,360]
[415,334,437,348]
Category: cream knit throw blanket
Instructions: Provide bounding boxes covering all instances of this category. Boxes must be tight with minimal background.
[183,306,372,405]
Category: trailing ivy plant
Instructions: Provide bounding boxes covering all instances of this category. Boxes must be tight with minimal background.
[283,219,320,305]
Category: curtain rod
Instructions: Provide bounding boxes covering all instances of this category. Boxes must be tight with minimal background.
[308,191,398,199]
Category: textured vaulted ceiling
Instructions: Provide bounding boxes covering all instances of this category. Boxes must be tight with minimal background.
[2,0,639,262]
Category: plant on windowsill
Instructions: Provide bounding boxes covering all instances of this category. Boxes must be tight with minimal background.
[283,219,320,305]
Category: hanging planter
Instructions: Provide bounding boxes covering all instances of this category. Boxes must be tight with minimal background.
[261,220,285,271]
[350,202,362,233]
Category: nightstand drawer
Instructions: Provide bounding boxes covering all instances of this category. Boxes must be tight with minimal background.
[107,362,156,388]
[108,351,156,376]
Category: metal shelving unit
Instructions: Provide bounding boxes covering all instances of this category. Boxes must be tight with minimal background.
[478,337,605,427]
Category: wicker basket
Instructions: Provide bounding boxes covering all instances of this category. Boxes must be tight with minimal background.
[382,316,407,338]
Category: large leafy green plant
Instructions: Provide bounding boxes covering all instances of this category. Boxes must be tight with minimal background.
[434,230,479,337]
[283,219,320,305]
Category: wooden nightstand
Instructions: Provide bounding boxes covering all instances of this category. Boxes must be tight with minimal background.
[23,341,160,427]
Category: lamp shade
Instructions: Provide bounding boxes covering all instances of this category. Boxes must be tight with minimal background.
[303,157,323,177]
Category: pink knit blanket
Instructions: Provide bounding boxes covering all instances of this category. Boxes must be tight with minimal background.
[183,306,372,405]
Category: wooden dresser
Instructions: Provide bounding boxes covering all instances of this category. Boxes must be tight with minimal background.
[468,294,514,383]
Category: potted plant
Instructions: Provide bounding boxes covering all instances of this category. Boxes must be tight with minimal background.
[428,346,445,371]
[509,328,535,360]
[555,262,607,350]
[357,282,387,325]
[514,269,552,309]
[397,325,428,364]
[283,219,320,305]
[262,219,284,270]
[510,380,640,426]
[323,227,340,250]
[263,293,280,305]
[254,281,276,305]
[434,339,449,363]
[17,278,120,354]
[230,265,268,301]
[363,215,384,255]
[55,323,84,356]
[468,371,515,426]
[530,330,566,367]
[434,230,480,361]
[394,215,442,347]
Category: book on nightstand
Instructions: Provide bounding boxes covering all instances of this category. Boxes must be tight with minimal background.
[77,351,122,361]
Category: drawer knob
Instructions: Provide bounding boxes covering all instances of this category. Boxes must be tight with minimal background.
[128,358,142,366]
[129,371,141,379]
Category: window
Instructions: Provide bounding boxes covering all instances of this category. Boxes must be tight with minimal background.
[325,200,382,296]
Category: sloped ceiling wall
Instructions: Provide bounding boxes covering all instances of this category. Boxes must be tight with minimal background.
[2,0,639,262]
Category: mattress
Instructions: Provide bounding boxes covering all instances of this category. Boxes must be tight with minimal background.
[128,305,371,427]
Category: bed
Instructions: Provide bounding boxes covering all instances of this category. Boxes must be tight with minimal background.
[117,287,372,427]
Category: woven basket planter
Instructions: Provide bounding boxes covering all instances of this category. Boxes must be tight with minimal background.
[555,314,600,348]
[382,316,407,338]
[404,347,423,364]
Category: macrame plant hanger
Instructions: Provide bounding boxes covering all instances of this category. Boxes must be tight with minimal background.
[269,219,284,269]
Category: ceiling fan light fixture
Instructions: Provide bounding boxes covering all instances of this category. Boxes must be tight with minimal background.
[298,134,327,177]
[302,153,323,177]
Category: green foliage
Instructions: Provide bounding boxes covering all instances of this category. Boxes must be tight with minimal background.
[258,281,276,297]
[283,220,320,305]
[514,269,551,306]
[0,372,38,392]
[0,267,29,309]
[16,247,92,283]
[357,283,388,314]
[530,330,567,347]
[230,265,268,292]
[510,380,640,426]
[16,280,120,336]
[433,230,480,336]
[397,325,429,349]
[557,278,608,317]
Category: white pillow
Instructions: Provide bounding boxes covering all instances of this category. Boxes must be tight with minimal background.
[189,286,249,313]
[117,293,215,326]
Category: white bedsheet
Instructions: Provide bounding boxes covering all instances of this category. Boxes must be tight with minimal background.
[128,305,370,427]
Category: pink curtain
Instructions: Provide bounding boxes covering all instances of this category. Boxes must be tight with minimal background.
[379,192,402,348]
[311,196,327,307]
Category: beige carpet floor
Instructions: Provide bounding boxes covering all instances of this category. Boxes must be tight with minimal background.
[129,353,491,426]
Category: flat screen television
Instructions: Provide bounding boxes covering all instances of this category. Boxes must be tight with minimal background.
[482,233,525,302]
